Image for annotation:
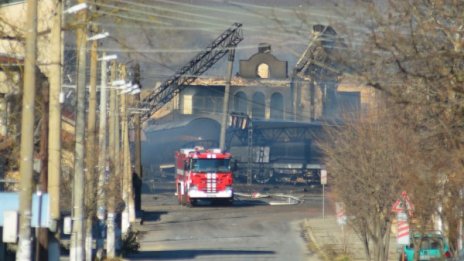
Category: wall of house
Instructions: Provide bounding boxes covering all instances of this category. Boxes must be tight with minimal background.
[0,0,55,78]
[231,84,292,120]
[338,79,379,118]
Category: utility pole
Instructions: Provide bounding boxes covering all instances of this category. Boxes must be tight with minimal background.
[37,75,50,261]
[70,0,88,259]
[95,52,110,258]
[85,24,99,261]
[16,0,38,259]
[132,63,143,214]
[219,49,235,151]
[120,64,132,234]
[106,61,117,258]
[48,0,63,260]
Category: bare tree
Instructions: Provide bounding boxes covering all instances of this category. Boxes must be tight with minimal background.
[320,109,430,261]
[327,0,464,253]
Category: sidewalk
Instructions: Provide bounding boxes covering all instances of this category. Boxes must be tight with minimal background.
[303,216,399,261]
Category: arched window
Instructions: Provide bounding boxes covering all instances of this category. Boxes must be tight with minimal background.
[257,63,270,79]
[234,91,247,113]
[252,92,265,119]
[270,92,284,119]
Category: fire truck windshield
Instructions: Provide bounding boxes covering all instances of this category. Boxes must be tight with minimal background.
[190,159,230,172]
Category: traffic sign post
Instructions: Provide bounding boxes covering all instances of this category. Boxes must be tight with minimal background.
[335,202,348,252]
[321,169,327,185]
[396,211,410,245]
[391,191,413,247]
[336,202,347,225]
[321,170,327,219]
[391,191,414,216]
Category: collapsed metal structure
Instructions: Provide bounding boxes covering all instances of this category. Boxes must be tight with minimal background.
[226,25,341,184]
[139,23,243,121]
[141,23,343,185]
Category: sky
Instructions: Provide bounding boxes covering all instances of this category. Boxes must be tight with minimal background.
[78,0,358,88]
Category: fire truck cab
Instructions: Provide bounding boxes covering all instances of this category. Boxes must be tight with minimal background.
[175,146,234,206]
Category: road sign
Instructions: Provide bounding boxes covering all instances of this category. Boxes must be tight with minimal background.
[391,191,414,216]
[335,202,347,225]
[320,169,327,185]
[396,211,410,245]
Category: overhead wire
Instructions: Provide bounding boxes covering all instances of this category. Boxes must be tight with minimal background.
[92,2,230,28]
[101,0,241,24]
[88,0,369,43]
[64,0,372,102]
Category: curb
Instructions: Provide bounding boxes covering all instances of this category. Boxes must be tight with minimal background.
[235,192,302,205]
[303,219,331,261]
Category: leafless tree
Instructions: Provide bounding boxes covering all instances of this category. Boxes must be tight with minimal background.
[319,108,431,260]
[327,0,464,253]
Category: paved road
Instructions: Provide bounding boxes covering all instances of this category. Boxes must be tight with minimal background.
[126,183,323,261]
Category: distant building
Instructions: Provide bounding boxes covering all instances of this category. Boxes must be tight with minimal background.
[142,28,381,180]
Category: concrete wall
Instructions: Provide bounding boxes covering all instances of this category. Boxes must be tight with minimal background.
[239,45,288,79]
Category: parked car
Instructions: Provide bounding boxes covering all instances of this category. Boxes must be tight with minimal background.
[399,231,452,261]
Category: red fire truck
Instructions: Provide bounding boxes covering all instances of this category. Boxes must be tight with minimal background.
[175,147,234,206]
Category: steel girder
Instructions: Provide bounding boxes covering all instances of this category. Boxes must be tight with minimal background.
[139,23,243,121]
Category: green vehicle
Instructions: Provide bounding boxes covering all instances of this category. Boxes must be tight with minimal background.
[399,231,452,261]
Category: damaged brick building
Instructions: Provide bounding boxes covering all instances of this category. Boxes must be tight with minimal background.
[143,25,378,183]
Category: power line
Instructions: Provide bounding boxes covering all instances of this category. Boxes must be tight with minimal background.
[100,0,240,24]
[92,2,231,28]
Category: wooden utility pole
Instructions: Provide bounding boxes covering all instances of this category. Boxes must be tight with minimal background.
[16,0,38,259]
[85,24,99,261]
[106,61,117,258]
[71,0,88,259]
[48,1,63,260]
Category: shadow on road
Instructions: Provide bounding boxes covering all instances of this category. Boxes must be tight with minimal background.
[182,198,268,208]
[141,210,168,222]
[126,249,275,259]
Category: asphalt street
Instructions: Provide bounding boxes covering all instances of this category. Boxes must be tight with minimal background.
[126,183,323,261]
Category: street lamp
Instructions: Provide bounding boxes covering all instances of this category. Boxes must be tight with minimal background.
[111,79,126,86]
[130,88,141,95]
[87,32,109,41]
[64,3,87,14]
[119,83,139,94]
[98,54,118,62]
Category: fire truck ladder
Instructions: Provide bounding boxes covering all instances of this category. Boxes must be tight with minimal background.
[139,23,244,120]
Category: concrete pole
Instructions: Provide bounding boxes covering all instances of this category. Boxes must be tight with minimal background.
[16,0,38,259]
[132,64,143,214]
[48,1,63,260]
[126,98,136,223]
[37,75,49,261]
[96,52,109,258]
[219,49,235,151]
[121,91,130,233]
[85,27,98,261]
[106,62,117,258]
[70,1,88,259]
[120,65,132,233]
